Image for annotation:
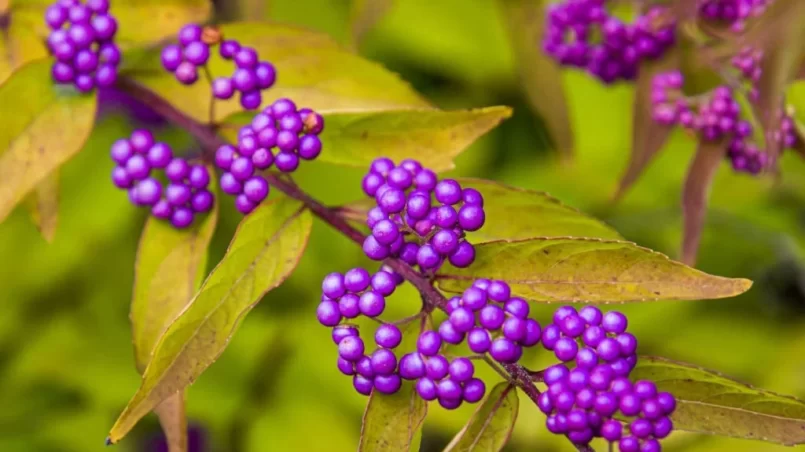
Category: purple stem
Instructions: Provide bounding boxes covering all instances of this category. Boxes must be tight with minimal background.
[115,77,594,452]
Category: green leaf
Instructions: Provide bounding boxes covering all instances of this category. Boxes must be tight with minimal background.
[153,392,188,452]
[220,108,511,172]
[23,171,59,242]
[338,177,621,240]
[131,168,219,372]
[632,356,805,445]
[681,140,727,266]
[0,60,97,224]
[107,198,312,444]
[443,383,518,452]
[435,237,753,303]
[1,1,49,84]
[122,22,430,123]
[349,0,394,48]
[358,381,428,452]
[499,0,573,160]
[11,0,212,48]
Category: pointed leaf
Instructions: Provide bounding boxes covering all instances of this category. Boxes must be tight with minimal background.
[499,0,573,160]
[0,60,97,224]
[23,171,59,242]
[221,107,511,172]
[338,177,622,240]
[122,22,430,124]
[615,48,680,200]
[11,0,212,48]
[107,198,312,444]
[131,171,218,372]
[350,0,394,48]
[444,383,518,452]
[681,140,727,265]
[154,392,188,452]
[435,237,752,303]
[358,381,428,452]
[632,356,805,445]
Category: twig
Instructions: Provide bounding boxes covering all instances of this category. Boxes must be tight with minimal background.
[116,77,594,452]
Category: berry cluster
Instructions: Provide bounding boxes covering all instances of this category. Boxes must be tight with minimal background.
[650,70,689,126]
[699,0,770,32]
[110,129,214,228]
[731,47,762,101]
[398,345,487,409]
[361,158,485,270]
[543,0,676,84]
[537,305,676,450]
[212,39,277,110]
[439,279,541,363]
[161,24,211,86]
[46,0,120,92]
[316,267,408,395]
[214,98,325,214]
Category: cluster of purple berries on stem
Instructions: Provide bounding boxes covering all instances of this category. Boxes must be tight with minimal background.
[543,0,675,84]
[110,129,214,228]
[362,158,485,270]
[212,39,277,110]
[46,0,120,92]
[698,0,770,32]
[215,98,325,214]
[161,24,212,86]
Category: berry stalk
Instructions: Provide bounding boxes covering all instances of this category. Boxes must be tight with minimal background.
[115,76,595,452]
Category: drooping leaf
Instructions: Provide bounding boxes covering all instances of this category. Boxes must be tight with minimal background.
[632,356,805,445]
[350,0,394,49]
[0,60,96,224]
[10,0,212,48]
[444,383,518,452]
[435,237,752,303]
[220,107,511,172]
[615,47,680,201]
[499,0,573,160]
[130,171,218,372]
[681,140,727,265]
[153,392,188,452]
[122,22,430,124]
[0,2,49,84]
[337,177,622,240]
[107,198,312,444]
[744,2,805,159]
[358,381,428,452]
[23,171,59,242]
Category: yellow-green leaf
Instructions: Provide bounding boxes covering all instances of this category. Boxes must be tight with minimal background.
[632,356,805,446]
[220,107,511,172]
[444,383,518,452]
[154,392,188,452]
[11,0,212,48]
[337,177,621,240]
[23,171,59,242]
[122,22,430,123]
[107,198,312,444]
[1,1,49,84]
[499,0,573,160]
[0,60,96,224]
[358,381,428,452]
[435,237,752,303]
[131,171,219,372]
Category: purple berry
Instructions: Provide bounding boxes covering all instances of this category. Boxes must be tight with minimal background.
[175,62,198,85]
[151,200,172,219]
[353,375,373,395]
[125,155,150,180]
[212,77,235,100]
[91,14,117,41]
[359,291,385,317]
[243,176,269,203]
[191,190,214,213]
[165,183,191,206]
[146,143,173,168]
[240,91,262,110]
[602,311,628,334]
[438,320,464,344]
[234,47,258,68]
[416,378,438,400]
[274,152,299,172]
[338,293,360,318]
[171,207,194,228]
[298,135,322,160]
[219,40,240,59]
[370,348,397,375]
[183,41,209,65]
[220,172,242,195]
[375,324,402,349]
[489,338,521,363]
[417,331,442,356]
[178,24,202,46]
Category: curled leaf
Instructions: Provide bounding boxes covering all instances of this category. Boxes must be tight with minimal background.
[633,356,805,445]
[358,381,427,452]
[108,198,312,444]
[436,237,752,303]
[681,140,727,266]
[444,383,519,452]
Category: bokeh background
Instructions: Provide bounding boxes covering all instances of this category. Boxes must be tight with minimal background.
[2,0,805,451]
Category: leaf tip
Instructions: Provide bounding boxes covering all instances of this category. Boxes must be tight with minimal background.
[105,437,114,446]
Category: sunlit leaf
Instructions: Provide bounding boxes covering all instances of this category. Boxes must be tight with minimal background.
[436,237,752,303]
[11,0,212,48]
[444,383,518,452]
[221,107,511,172]
[23,171,59,242]
[358,381,427,452]
[153,392,188,452]
[107,198,312,444]
[350,0,394,49]
[633,356,805,445]
[0,60,96,224]
[499,0,573,160]
[122,22,431,123]
[681,140,727,265]
[0,1,48,84]
[615,48,680,201]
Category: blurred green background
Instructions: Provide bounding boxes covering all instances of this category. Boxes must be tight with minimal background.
[2,0,805,451]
